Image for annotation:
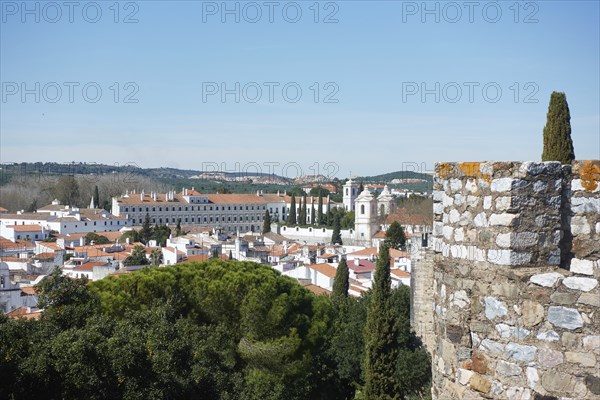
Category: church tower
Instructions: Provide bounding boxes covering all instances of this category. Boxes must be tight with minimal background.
[376,185,396,217]
[354,188,378,246]
[342,178,360,212]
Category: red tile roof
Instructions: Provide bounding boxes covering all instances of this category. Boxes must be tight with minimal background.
[303,284,331,296]
[386,208,433,226]
[307,263,337,278]
[7,224,43,232]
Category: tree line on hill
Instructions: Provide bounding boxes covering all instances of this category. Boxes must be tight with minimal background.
[0,248,430,400]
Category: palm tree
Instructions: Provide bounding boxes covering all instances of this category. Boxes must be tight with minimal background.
[150,248,163,266]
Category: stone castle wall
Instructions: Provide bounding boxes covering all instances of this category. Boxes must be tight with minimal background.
[414,161,600,399]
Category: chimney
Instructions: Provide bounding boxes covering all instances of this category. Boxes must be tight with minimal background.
[257,190,260,196]
[354,258,360,266]
[79,236,85,247]
[126,237,130,245]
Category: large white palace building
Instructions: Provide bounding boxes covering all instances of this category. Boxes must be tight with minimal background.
[111,188,334,233]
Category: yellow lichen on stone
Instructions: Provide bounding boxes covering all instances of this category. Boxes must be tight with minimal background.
[580,161,600,192]
[460,162,481,177]
[438,163,453,179]
[459,162,491,184]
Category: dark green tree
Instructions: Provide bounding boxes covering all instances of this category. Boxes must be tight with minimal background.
[317,191,324,225]
[341,211,355,229]
[151,224,171,247]
[542,91,575,164]
[35,267,99,330]
[363,244,401,399]
[85,232,111,245]
[358,181,364,193]
[93,185,100,208]
[123,245,149,266]
[310,201,316,225]
[384,221,406,250]
[331,258,349,302]
[331,214,342,245]
[139,213,153,244]
[120,229,139,244]
[289,195,297,225]
[300,194,307,225]
[263,210,272,234]
[229,250,234,260]
[175,218,182,236]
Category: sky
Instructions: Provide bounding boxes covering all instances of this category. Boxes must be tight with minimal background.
[1,0,599,179]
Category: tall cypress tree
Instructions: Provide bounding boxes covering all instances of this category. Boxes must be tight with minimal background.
[363,244,401,399]
[317,191,324,225]
[331,214,342,245]
[139,213,153,244]
[93,185,100,208]
[300,194,307,225]
[262,210,271,234]
[289,195,297,225]
[310,201,316,225]
[542,91,575,164]
[331,258,349,302]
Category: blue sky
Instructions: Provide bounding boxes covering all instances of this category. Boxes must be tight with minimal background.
[1,0,599,178]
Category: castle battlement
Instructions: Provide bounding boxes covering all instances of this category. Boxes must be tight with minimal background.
[413,161,600,399]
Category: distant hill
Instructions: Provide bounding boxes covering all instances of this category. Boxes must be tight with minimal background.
[1,162,432,191]
[352,171,433,193]
[354,170,433,183]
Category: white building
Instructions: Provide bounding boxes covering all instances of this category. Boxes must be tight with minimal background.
[0,262,37,313]
[0,200,130,236]
[111,188,335,234]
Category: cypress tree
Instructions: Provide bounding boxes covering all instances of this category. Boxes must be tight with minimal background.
[331,214,342,245]
[331,258,349,302]
[139,213,153,244]
[298,194,307,225]
[289,195,297,225]
[263,210,271,234]
[318,190,324,225]
[542,91,575,164]
[310,201,316,225]
[363,244,401,399]
[93,185,100,208]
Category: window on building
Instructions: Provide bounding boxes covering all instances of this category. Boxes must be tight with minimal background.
[345,188,348,195]
[361,204,365,214]
[125,207,129,212]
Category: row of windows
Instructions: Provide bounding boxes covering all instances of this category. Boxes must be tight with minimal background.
[131,215,265,224]
[124,204,268,213]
